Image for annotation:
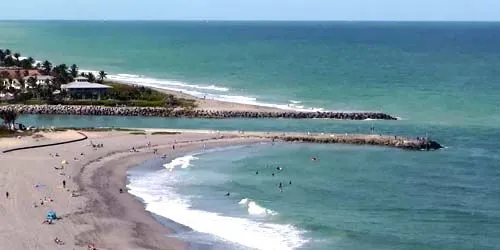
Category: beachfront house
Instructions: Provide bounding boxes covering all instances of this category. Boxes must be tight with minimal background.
[74,76,90,82]
[1,78,23,90]
[22,75,54,87]
[60,81,112,99]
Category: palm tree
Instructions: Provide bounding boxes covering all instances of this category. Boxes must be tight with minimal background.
[70,64,79,78]
[54,64,68,76]
[98,70,107,83]
[27,76,38,98]
[25,57,35,69]
[42,60,52,75]
[17,78,26,92]
[3,56,15,67]
[0,109,18,130]
[13,52,21,62]
[87,72,96,83]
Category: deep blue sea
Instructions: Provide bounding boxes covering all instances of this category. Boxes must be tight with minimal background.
[4,21,500,249]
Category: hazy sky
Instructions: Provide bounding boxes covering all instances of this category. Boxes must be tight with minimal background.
[3,0,500,21]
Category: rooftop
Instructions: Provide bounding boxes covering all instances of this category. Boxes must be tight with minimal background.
[61,81,112,89]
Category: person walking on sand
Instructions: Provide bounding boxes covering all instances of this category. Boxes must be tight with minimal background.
[62,180,66,189]
[5,191,9,199]
[173,145,176,150]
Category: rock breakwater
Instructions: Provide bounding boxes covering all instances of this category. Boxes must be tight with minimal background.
[0,105,398,120]
[267,133,442,151]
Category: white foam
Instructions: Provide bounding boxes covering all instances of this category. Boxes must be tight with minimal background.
[239,198,278,216]
[163,155,198,172]
[248,201,278,216]
[127,169,308,250]
[108,73,230,92]
[82,69,326,112]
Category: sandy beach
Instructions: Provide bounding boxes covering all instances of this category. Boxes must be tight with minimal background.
[150,86,285,112]
[0,130,268,250]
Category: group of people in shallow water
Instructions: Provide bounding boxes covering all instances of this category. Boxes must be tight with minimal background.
[226,156,318,196]
[225,167,290,196]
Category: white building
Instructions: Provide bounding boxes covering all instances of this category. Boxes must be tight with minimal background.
[23,75,55,86]
[74,76,89,82]
[1,78,22,90]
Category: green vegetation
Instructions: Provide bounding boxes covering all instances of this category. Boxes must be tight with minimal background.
[1,49,197,109]
[103,81,196,108]
[9,82,197,108]
[151,131,181,135]
[1,49,104,102]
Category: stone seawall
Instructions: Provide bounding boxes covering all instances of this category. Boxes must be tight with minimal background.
[267,133,442,151]
[0,105,398,120]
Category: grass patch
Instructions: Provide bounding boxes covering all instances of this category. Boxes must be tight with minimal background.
[113,128,143,132]
[129,131,146,135]
[151,131,181,135]
[0,127,16,137]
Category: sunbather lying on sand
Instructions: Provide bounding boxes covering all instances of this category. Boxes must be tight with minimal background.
[42,219,53,224]
[54,237,64,245]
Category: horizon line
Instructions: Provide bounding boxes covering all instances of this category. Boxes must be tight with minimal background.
[1,19,500,22]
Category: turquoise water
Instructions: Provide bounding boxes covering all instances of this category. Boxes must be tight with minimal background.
[2,21,500,125]
[4,21,500,249]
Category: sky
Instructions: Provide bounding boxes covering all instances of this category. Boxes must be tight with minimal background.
[2,0,500,21]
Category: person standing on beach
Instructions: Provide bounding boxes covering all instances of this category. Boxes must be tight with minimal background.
[62,180,66,189]
[173,145,176,150]
[5,192,9,199]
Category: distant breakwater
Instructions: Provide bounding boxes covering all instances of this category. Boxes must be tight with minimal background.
[0,105,398,120]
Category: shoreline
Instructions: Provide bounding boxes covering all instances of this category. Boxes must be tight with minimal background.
[74,134,269,249]
[0,130,268,249]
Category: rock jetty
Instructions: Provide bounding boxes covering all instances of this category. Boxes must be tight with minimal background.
[267,133,442,151]
[0,105,398,120]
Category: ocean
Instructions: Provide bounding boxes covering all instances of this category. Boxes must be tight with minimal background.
[4,21,500,249]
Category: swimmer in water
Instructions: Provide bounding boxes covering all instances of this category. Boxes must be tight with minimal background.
[276,166,283,171]
[225,192,230,196]
[311,157,317,161]
[279,182,282,188]
[272,173,275,177]
[289,180,292,185]
[256,171,259,175]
